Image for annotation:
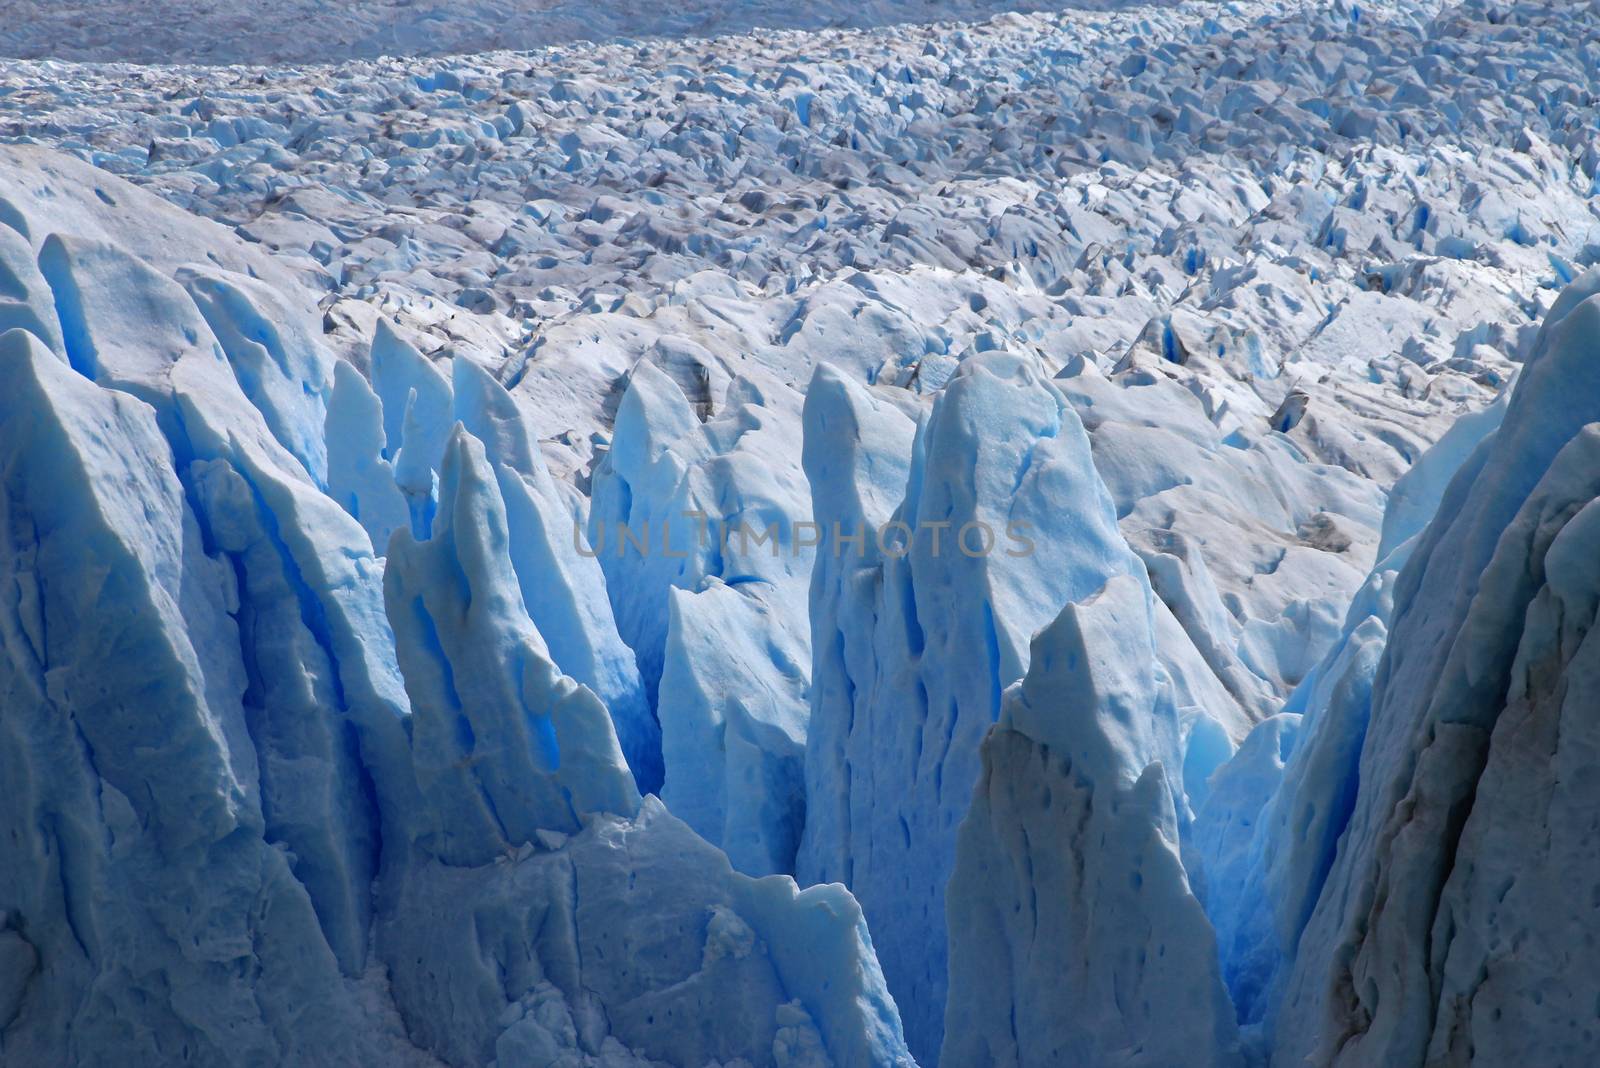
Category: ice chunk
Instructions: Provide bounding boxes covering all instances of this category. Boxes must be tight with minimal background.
[452,356,660,793]
[326,359,410,551]
[384,426,640,865]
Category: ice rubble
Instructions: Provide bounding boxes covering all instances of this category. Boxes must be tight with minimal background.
[0,0,1169,66]
[0,144,912,1067]
[2,0,1600,1064]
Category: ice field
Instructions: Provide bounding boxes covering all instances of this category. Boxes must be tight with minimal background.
[0,0,1598,1064]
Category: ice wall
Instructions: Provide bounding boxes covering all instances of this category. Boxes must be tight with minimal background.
[0,144,913,1068]
[944,571,1243,1067]
[1273,270,1600,1066]
[797,350,1159,1062]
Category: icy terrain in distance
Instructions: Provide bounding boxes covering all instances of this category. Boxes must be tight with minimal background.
[2,0,1600,1064]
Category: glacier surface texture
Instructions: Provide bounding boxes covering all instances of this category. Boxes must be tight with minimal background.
[1,0,1599,1065]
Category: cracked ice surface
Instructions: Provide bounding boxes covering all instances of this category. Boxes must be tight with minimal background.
[2,0,1600,1064]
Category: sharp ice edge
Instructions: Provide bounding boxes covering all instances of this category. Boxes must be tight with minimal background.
[1,0,1599,1064]
[0,150,912,1067]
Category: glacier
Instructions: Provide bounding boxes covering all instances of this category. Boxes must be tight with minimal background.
[0,146,912,1067]
[3,0,1600,1064]
[1270,272,1600,1066]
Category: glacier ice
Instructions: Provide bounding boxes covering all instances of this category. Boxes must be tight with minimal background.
[944,560,1241,1065]
[590,358,816,874]
[799,350,1151,1061]
[326,358,411,552]
[450,356,660,797]
[0,144,913,1068]
[1194,268,1600,1065]
[4,0,1600,1064]
[384,425,643,861]
[1273,270,1600,1066]
[0,322,382,1063]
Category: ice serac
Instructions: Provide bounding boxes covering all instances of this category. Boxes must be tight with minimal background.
[0,223,64,355]
[792,363,917,892]
[1195,589,1391,1050]
[0,146,915,1068]
[798,349,1144,1063]
[18,190,415,990]
[0,325,368,1064]
[589,359,714,708]
[658,578,810,877]
[376,423,911,1068]
[178,264,335,486]
[330,319,660,795]
[451,356,659,796]
[370,318,453,537]
[1274,269,1600,1066]
[1374,383,1509,561]
[325,358,410,551]
[592,360,815,874]
[944,575,1243,1068]
[383,425,641,864]
[1195,340,1509,1054]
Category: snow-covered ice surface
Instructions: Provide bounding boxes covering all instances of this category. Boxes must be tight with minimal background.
[2,0,1600,1064]
[0,0,1165,65]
